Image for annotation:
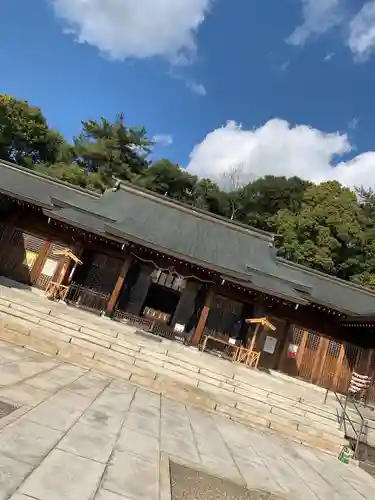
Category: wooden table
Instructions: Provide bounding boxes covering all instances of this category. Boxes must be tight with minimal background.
[200,335,238,357]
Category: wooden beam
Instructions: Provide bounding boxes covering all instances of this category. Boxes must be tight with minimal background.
[190,286,215,346]
[107,254,134,315]
[247,323,261,353]
[53,241,84,287]
[366,349,373,375]
[275,320,290,370]
[30,240,52,284]
[246,317,276,331]
[296,330,309,372]
[357,349,371,375]
[312,337,329,384]
[333,344,345,389]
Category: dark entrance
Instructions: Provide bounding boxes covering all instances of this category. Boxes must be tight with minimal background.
[142,283,180,323]
[141,270,185,324]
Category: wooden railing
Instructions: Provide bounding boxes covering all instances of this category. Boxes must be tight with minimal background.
[113,310,154,331]
[113,308,190,342]
[66,283,110,315]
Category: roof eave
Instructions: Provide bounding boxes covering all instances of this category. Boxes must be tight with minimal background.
[222,275,308,306]
[104,224,306,305]
[43,210,126,244]
[0,187,52,209]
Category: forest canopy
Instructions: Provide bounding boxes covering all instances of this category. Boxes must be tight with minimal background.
[1,94,375,289]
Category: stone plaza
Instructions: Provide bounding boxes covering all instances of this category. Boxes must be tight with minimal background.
[0,340,374,500]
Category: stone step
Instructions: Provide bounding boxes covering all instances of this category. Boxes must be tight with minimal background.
[0,301,339,423]
[0,284,341,417]
[0,315,342,432]
[214,404,347,455]
[0,351,345,458]
[0,300,172,362]
[0,315,347,454]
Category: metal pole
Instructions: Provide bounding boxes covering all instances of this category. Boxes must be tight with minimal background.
[354,420,364,460]
[323,388,329,404]
[340,394,349,430]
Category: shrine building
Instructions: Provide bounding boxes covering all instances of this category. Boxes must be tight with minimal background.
[1,160,375,395]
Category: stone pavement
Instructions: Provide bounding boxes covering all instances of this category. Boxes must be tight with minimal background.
[0,280,348,455]
[0,342,374,500]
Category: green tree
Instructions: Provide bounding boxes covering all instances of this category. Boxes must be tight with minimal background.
[0,94,67,166]
[348,187,375,289]
[34,163,89,189]
[136,159,196,200]
[74,114,152,187]
[189,178,228,215]
[234,176,310,231]
[273,181,365,279]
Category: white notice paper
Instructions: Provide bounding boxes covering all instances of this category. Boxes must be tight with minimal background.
[41,258,58,277]
[263,336,277,354]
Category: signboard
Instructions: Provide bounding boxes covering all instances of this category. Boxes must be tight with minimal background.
[174,323,186,343]
[287,343,298,359]
[41,259,58,277]
[263,336,277,354]
[174,323,185,334]
[23,250,37,269]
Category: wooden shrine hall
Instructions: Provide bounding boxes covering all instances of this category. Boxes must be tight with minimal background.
[2,160,375,397]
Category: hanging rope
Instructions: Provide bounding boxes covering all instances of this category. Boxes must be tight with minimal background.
[130,251,217,284]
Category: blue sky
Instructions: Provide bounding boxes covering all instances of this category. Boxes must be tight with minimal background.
[2,1,375,188]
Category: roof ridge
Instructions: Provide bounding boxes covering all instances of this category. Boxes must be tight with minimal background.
[118,182,275,243]
[0,160,99,199]
[277,257,375,297]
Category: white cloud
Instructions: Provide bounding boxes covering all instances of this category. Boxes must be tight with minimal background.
[153,134,173,146]
[348,117,359,130]
[323,52,335,62]
[168,68,207,95]
[279,60,291,72]
[288,0,375,63]
[187,119,375,190]
[348,1,375,61]
[287,0,344,46]
[50,0,212,63]
[186,80,207,96]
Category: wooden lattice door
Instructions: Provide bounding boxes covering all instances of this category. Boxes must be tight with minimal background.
[297,330,322,381]
[279,325,326,383]
[0,229,45,284]
[318,340,362,393]
[82,253,123,294]
[279,324,363,392]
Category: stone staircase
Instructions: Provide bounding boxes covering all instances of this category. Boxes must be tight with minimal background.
[0,280,347,455]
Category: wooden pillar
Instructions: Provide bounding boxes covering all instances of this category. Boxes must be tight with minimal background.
[366,350,374,376]
[107,254,134,315]
[333,344,345,389]
[190,286,215,346]
[30,240,52,284]
[357,349,371,374]
[295,330,308,374]
[248,324,261,353]
[53,241,84,286]
[312,337,329,384]
[275,320,290,370]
